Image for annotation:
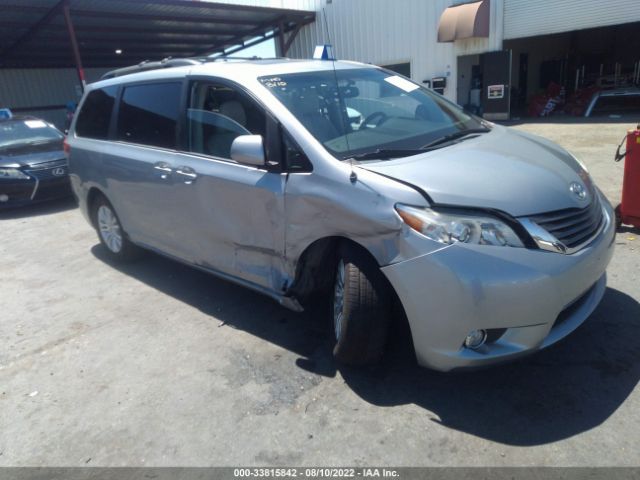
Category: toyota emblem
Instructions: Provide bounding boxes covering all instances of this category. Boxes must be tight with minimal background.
[570,182,587,200]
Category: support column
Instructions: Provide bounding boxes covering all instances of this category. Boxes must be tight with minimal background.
[277,20,286,57]
[62,1,85,92]
[282,22,303,56]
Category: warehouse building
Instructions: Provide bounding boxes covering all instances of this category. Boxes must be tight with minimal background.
[1,0,638,125]
[286,0,640,119]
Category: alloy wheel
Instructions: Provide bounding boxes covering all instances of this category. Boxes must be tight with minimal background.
[97,205,123,253]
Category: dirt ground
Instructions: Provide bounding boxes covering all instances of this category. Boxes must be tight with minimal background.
[1,119,639,467]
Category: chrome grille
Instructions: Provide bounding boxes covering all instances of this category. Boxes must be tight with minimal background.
[529,194,604,249]
[25,159,68,180]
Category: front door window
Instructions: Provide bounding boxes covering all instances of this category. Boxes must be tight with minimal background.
[186,82,266,160]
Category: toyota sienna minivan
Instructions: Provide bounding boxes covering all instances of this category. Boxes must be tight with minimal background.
[67,57,615,371]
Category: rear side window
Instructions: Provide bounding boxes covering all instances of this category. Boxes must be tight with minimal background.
[116,82,181,149]
[75,86,117,140]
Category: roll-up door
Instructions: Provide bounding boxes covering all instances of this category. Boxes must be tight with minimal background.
[504,0,640,40]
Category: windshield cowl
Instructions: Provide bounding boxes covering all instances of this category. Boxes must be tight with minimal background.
[347,127,492,161]
[0,139,63,156]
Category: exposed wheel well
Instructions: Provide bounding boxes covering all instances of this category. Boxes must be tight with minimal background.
[289,236,397,303]
[290,236,413,359]
[86,187,106,228]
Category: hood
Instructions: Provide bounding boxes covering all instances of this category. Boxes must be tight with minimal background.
[359,126,594,217]
[0,141,65,168]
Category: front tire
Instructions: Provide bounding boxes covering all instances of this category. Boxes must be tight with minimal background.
[614,203,623,230]
[92,196,140,262]
[331,243,392,365]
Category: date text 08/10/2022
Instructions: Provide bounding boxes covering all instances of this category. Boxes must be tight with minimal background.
[233,468,400,478]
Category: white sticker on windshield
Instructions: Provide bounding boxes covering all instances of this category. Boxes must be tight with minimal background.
[384,75,419,93]
[24,120,47,129]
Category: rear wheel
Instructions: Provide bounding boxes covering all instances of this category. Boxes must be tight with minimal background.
[92,195,141,262]
[331,243,392,365]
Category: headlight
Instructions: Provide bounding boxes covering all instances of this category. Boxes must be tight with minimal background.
[396,204,524,247]
[0,168,29,180]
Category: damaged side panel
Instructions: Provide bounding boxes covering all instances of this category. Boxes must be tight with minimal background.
[169,151,289,292]
[281,165,442,296]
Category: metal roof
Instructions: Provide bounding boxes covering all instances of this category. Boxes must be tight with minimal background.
[0,0,315,68]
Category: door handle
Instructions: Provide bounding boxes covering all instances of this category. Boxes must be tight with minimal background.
[153,162,172,180]
[175,166,197,184]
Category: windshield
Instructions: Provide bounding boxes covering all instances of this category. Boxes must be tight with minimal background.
[259,67,485,160]
[0,119,63,150]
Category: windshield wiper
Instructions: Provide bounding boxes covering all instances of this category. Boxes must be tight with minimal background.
[25,139,57,146]
[349,148,431,161]
[348,127,492,161]
[345,127,492,161]
[0,140,26,149]
[421,127,491,149]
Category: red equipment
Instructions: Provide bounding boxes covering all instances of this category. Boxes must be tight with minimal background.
[615,125,640,229]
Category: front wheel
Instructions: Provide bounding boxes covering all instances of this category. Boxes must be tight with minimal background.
[331,244,392,365]
[92,196,141,262]
[614,203,623,230]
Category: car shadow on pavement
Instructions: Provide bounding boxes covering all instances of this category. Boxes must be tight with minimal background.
[0,196,76,220]
[91,244,639,447]
[339,287,640,446]
[617,225,640,235]
[90,244,334,370]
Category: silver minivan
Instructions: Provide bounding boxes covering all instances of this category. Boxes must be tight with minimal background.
[67,58,615,371]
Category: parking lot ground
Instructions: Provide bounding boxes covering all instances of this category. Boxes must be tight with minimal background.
[1,120,639,467]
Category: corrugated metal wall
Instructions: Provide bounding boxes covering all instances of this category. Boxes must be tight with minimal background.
[285,0,504,102]
[0,68,109,129]
[209,0,317,8]
[504,0,640,39]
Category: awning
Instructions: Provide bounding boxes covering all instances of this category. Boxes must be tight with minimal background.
[437,0,490,43]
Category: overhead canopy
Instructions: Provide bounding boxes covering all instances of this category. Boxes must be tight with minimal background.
[0,0,315,69]
[437,0,490,43]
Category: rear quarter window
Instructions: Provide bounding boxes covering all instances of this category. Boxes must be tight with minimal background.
[75,86,118,140]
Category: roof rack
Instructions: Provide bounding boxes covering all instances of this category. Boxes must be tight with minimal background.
[100,56,287,80]
[101,58,201,80]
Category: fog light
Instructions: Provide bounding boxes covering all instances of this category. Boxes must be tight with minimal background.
[0,194,8,203]
[464,329,487,349]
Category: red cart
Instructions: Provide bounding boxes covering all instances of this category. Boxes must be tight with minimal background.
[615,125,640,230]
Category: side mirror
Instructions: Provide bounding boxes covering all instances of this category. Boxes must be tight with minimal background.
[230,135,265,167]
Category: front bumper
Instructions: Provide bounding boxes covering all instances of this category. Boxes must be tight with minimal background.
[382,197,616,372]
[0,176,71,209]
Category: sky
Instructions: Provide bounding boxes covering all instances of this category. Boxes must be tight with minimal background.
[237,39,277,58]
